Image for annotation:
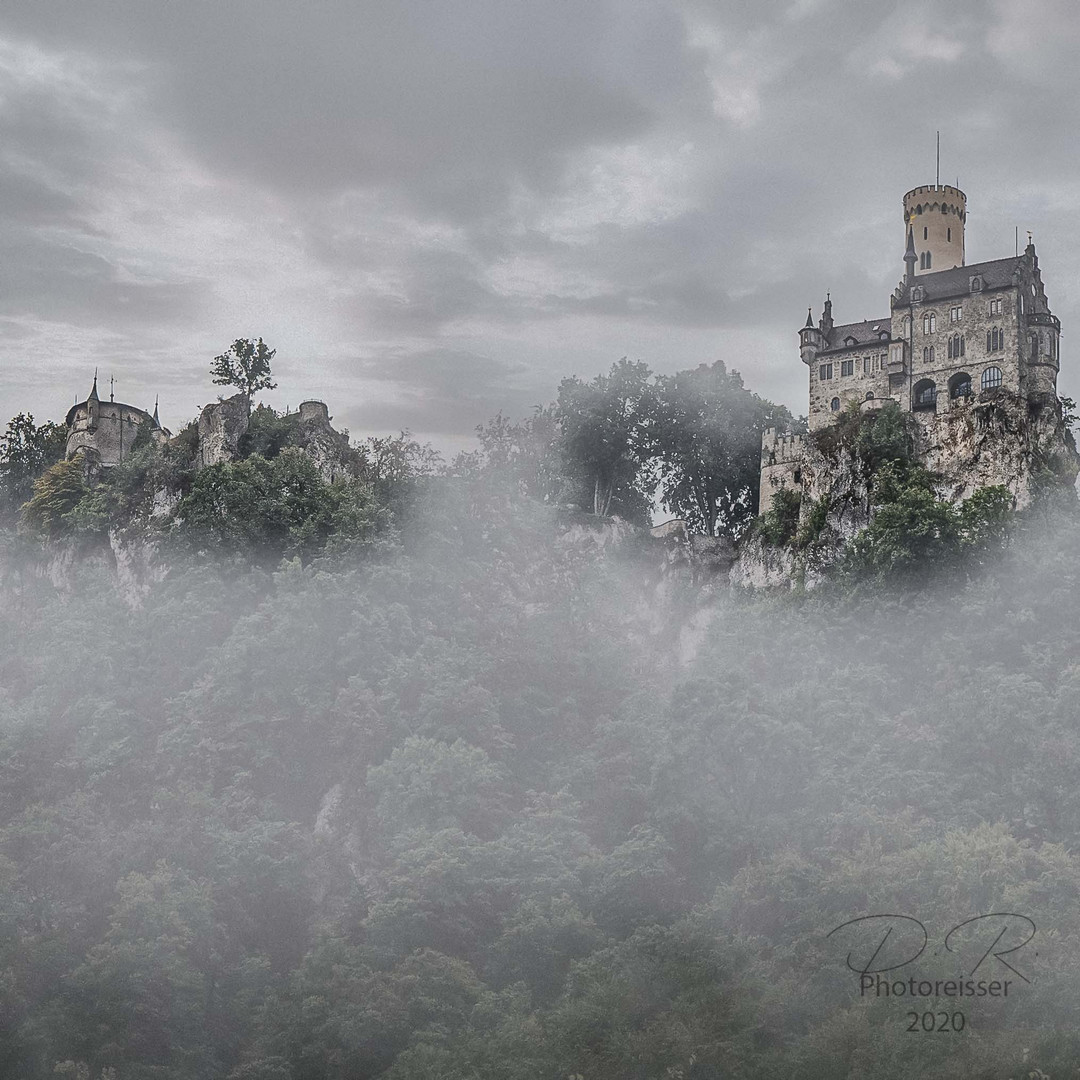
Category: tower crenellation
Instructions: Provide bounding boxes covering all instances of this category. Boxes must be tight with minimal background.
[904,184,966,275]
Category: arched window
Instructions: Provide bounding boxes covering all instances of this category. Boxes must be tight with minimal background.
[986,327,1003,352]
[923,346,929,363]
[913,379,937,410]
[1030,334,1039,360]
[865,391,875,400]
[947,333,965,359]
[830,397,841,412]
[923,226,929,240]
[981,366,1003,391]
[948,372,972,399]
[947,227,952,242]
[925,251,932,269]
[923,312,936,333]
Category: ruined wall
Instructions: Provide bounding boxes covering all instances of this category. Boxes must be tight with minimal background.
[758,428,808,515]
[295,400,355,482]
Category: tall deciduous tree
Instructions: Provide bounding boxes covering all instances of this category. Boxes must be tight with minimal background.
[643,361,796,538]
[556,359,652,521]
[210,338,278,406]
[0,413,66,517]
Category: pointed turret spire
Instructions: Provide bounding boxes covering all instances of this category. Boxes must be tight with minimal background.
[904,225,917,282]
[88,368,100,402]
[152,396,160,428]
[804,307,814,329]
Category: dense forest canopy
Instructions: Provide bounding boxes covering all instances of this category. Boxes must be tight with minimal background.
[1,360,1078,1078]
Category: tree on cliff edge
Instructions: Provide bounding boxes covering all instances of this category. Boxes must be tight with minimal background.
[210,338,278,407]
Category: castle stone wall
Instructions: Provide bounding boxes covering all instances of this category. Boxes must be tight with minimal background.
[66,402,158,466]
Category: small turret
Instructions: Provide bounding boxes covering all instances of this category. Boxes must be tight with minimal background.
[799,306,825,366]
[904,225,917,283]
[87,370,99,431]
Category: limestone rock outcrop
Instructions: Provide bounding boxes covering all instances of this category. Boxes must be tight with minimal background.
[197,393,249,469]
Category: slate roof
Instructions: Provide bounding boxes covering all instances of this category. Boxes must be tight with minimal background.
[895,255,1024,306]
[821,317,892,353]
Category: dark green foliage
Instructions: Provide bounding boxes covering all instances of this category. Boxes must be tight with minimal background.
[20,458,91,538]
[174,448,367,563]
[843,463,1016,584]
[643,360,798,538]
[0,413,67,521]
[210,338,277,402]
[169,420,201,473]
[238,405,300,460]
[810,398,914,472]
[1,480,1080,1077]
[755,486,801,546]
[794,493,829,549]
[556,358,653,522]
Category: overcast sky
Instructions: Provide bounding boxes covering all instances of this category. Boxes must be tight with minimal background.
[1,0,1079,452]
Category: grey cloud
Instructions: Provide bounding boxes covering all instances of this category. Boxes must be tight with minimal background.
[4,0,1080,443]
[343,347,541,436]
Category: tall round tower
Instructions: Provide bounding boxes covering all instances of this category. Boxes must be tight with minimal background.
[903,184,966,275]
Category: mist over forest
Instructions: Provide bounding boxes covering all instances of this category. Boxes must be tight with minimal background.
[2,362,1080,1079]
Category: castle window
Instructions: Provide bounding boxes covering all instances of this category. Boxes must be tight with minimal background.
[947,333,965,359]
[1031,334,1038,360]
[819,363,833,380]
[981,366,1003,391]
[970,275,983,292]
[988,298,1003,316]
[831,397,841,412]
[866,391,875,400]
[947,227,952,242]
[950,306,962,323]
[923,312,937,333]
[913,379,938,410]
[863,356,871,375]
[844,336,857,346]
[948,372,972,399]
[923,226,929,240]
[986,327,1003,352]
[841,359,854,376]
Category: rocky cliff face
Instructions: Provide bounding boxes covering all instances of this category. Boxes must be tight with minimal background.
[294,401,356,482]
[917,393,1076,506]
[732,392,1079,588]
[197,393,250,469]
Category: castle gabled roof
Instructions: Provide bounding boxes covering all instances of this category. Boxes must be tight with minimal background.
[895,255,1025,306]
[820,317,892,354]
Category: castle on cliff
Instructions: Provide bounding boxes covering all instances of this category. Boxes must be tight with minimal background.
[759,184,1065,514]
[65,373,170,466]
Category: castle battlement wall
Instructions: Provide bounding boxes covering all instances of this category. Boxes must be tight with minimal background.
[761,428,807,466]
